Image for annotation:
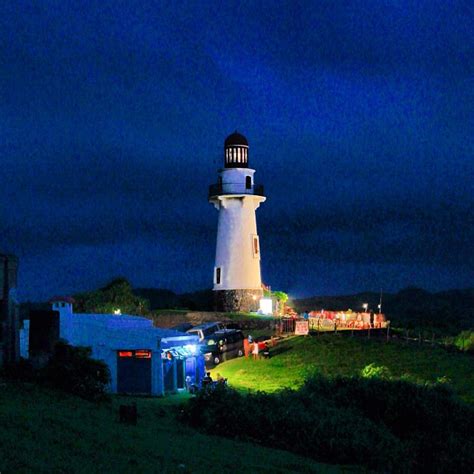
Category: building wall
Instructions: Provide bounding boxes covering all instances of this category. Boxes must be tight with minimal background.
[0,254,19,366]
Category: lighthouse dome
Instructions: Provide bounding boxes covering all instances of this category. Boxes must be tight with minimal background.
[224,131,249,168]
[224,132,248,147]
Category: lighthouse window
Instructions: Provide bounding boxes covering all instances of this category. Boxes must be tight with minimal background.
[252,235,260,258]
[215,267,222,285]
[245,176,252,189]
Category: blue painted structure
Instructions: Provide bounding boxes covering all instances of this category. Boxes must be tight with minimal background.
[41,299,205,395]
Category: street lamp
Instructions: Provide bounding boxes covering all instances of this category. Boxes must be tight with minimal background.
[362,303,368,313]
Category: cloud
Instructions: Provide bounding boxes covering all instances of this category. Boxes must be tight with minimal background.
[0,1,472,299]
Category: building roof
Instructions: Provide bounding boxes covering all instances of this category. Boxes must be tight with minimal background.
[49,296,76,304]
[224,131,248,147]
[69,312,199,350]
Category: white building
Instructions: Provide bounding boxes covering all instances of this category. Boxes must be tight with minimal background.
[209,132,266,312]
[24,297,205,396]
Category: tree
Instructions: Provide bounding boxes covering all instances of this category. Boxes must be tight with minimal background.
[74,278,149,315]
[272,291,289,316]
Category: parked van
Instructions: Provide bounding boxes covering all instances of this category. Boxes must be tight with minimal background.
[204,329,244,366]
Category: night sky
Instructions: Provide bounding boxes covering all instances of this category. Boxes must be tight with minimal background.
[1,1,473,301]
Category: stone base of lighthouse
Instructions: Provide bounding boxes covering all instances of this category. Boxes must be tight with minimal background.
[214,289,263,313]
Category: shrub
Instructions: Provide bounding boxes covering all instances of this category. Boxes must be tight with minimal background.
[360,362,391,379]
[180,376,474,473]
[40,341,111,401]
[0,358,36,382]
[454,331,474,352]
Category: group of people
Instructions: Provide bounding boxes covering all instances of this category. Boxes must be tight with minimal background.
[202,371,228,388]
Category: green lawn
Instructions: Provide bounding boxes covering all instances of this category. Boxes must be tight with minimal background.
[0,383,347,474]
[211,334,474,403]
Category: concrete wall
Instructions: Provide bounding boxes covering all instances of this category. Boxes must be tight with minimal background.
[0,254,20,366]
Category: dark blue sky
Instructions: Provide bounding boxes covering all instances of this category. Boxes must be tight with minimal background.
[1,1,473,301]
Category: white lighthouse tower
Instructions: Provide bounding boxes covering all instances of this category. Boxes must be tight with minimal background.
[209,132,266,312]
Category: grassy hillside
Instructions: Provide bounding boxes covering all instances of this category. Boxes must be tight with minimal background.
[0,384,345,474]
[210,335,474,403]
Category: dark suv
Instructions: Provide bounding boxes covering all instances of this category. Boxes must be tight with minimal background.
[203,329,244,366]
[186,322,225,341]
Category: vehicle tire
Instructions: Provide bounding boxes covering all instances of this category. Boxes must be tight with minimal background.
[237,349,243,357]
[214,356,220,365]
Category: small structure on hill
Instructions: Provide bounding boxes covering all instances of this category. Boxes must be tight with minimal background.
[24,297,205,395]
[209,132,266,312]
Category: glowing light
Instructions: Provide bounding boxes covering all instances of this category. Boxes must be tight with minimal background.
[118,351,133,358]
[259,298,273,315]
[135,350,152,358]
[114,308,121,315]
[185,344,198,355]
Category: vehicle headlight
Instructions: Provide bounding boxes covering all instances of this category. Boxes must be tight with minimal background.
[207,339,215,345]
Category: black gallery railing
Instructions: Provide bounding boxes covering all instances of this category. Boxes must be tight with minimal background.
[209,183,265,198]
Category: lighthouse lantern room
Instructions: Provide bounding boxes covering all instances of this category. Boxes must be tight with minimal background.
[209,132,266,312]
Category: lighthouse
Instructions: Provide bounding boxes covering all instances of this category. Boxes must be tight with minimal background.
[209,132,266,312]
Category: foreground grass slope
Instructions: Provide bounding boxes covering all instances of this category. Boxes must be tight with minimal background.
[0,384,344,474]
[211,335,474,402]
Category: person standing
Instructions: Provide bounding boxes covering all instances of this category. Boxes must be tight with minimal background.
[244,336,250,357]
[252,341,259,360]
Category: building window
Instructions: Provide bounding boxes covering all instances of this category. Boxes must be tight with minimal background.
[246,176,252,189]
[215,267,222,285]
[118,351,133,358]
[252,235,260,258]
[135,350,152,359]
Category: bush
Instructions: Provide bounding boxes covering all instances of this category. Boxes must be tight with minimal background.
[40,341,111,401]
[454,331,474,352]
[180,376,474,473]
[0,358,36,382]
[360,362,391,379]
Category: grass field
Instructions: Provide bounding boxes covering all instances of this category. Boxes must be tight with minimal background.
[210,334,474,403]
[0,383,347,474]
